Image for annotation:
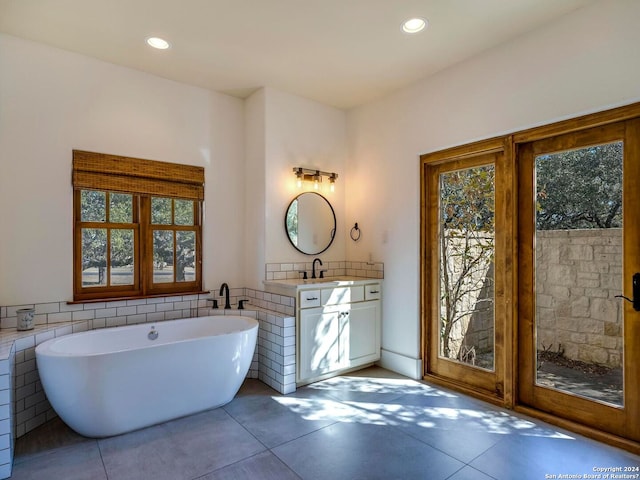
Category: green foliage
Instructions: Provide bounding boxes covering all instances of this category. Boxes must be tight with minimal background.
[81,191,196,283]
[81,191,134,272]
[174,199,194,226]
[110,229,134,267]
[82,228,106,270]
[441,166,495,233]
[536,142,622,230]
[109,193,132,223]
[81,190,106,222]
[286,199,299,245]
[151,197,172,224]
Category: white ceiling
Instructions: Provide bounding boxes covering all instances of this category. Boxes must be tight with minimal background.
[0,0,595,109]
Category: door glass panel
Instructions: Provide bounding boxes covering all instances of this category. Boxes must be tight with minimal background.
[439,165,495,371]
[534,142,623,406]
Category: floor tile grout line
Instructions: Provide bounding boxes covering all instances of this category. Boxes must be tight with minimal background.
[221,403,272,451]
[382,418,471,476]
[95,438,110,480]
[189,450,302,480]
[444,464,500,480]
[265,448,305,480]
[390,416,502,475]
[210,406,306,480]
[222,395,342,451]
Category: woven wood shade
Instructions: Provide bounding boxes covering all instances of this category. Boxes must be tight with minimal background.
[72,150,204,200]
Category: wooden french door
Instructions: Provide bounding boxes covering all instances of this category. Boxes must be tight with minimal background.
[422,139,513,400]
[517,119,640,442]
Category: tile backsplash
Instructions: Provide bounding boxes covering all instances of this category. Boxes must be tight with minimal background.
[265,260,384,281]
[0,293,211,330]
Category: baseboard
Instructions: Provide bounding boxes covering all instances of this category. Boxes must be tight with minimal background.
[378,349,422,379]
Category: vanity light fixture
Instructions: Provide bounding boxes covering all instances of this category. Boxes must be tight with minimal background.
[329,173,337,192]
[402,17,427,34]
[293,167,338,191]
[146,37,170,49]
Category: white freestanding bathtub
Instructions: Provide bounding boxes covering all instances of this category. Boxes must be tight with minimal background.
[35,315,258,438]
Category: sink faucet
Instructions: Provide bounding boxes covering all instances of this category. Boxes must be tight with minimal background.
[312,258,323,279]
[219,282,231,309]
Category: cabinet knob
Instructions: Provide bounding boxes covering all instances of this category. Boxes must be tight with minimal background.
[306,296,318,301]
[369,290,379,294]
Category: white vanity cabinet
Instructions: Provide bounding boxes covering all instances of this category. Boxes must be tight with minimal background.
[297,282,381,385]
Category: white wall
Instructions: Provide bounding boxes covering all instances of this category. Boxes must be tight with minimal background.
[0,34,245,305]
[244,89,267,290]
[346,0,640,377]
[264,88,347,265]
[243,87,347,290]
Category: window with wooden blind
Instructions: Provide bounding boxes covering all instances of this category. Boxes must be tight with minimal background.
[72,150,204,301]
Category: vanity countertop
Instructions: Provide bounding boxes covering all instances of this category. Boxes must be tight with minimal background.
[263,276,381,296]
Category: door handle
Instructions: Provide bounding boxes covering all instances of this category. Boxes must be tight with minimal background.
[615,272,640,312]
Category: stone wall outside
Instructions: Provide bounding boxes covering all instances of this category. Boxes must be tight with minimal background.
[535,229,622,368]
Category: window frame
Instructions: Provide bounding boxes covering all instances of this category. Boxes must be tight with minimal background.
[72,151,204,302]
[142,196,203,297]
[73,190,142,300]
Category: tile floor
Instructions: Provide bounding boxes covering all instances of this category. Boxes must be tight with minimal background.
[11,367,640,480]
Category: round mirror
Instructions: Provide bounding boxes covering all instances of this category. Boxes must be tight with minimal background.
[285,192,336,255]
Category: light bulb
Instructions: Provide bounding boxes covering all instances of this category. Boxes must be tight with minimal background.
[146,37,170,49]
[329,173,337,192]
[402,18,427,34]
[295,168,304,188]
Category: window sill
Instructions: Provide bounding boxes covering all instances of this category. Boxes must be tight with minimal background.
[68,290,211,305]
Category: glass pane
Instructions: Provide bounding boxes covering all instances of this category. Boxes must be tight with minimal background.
[439,165,495,371]
[109,193,133,223]
[80,190,106,222]
[81,228,107,287]
[176,231,195,282]
[535,142,623,407]
[153,230,174,283]
[286,199,298,246]
[174,199,194,226]
[151,197,172,225]
[110,229,134,285]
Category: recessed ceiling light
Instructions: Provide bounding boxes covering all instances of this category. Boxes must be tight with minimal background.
[402,17,427,34]
[146,37,170,49]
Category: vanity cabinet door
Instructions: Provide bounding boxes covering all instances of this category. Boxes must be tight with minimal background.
[346,300,380,365]
[299,306,344,380]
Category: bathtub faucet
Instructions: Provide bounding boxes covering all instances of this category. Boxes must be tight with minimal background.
[220,282,231,309]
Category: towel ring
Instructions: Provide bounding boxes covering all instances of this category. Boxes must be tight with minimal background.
[350,223,361,241]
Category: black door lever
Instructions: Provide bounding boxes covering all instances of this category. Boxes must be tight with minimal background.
[615,272,640,312]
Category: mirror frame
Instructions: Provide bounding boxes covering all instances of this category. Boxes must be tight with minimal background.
[284,192,336,255]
